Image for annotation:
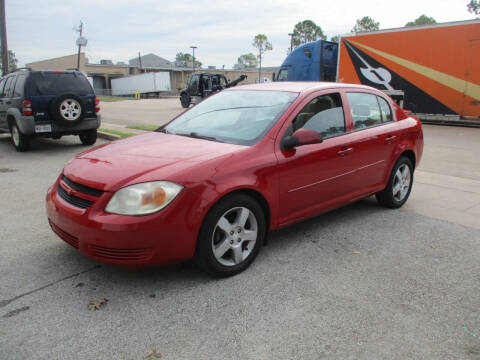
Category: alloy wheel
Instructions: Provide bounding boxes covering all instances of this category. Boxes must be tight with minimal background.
[211,207,258,266]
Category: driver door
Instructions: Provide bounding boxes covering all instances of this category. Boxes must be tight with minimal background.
[275,91,356,226]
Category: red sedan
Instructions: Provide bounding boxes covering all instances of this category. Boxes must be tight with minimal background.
[46,82,423,276]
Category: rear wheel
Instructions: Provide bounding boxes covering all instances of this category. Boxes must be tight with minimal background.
[79,129,97,145]
[195,194,266,277]
[376,156,413,208]
[180,93,191,108]
[10,122,30,152]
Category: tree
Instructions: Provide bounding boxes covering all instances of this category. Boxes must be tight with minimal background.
[330,35,340,43]
[0,48,17,73]
[175,52,202,68]
[291,20,326,49]
[467,0,480,15]
[252,34,272,82]
[237,53,257,69]
[405,14,437,27]
[351,16,380,33]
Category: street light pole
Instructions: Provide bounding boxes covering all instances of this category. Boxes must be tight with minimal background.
[190,46,197,76]
[288,32,294,54]
[76,21,83,69]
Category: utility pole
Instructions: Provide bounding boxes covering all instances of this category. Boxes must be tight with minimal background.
[138,51,143,72]
[74,21,83,69]
[288,32,294,54]
[0,0,9,75]
[190,45,197,75]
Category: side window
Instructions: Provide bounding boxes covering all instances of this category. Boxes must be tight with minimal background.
[13,74,25,97]
[288,93,346,139]
[378,96,393,122]
[3,76,15,98]
[0,77,6,97]
[190,74,199,87]
[346,92,382,130]
[276,69,288,81]
[5,76,15,97]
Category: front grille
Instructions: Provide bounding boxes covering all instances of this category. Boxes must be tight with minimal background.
[57,175,104,209]
[89,244,153,262]
[62,175,104,197]
[57,184,94,209]
[49,220,79,249]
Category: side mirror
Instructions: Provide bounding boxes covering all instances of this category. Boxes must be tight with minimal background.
[281,128,322,150]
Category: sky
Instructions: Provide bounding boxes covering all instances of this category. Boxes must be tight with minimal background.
[6,0,476,69]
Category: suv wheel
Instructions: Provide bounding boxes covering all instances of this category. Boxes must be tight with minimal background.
[10,122,30,152]
[79,129,97,145]
[180,93,191,108]
[50,93,86,127]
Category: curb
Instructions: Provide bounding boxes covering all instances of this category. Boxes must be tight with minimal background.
[97,131,121,141]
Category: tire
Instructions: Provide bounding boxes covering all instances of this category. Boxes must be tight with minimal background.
[180,93,191,108]
[195,194,266,277]
[376,156,414,208]
[10,122,30,152]
[79,129,97,145]
[49,93,86,127]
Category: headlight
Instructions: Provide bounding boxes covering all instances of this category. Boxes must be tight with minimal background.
[105,181,183,215]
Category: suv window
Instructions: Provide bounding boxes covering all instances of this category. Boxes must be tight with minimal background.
[287,93,345,139]
[13,74,25,97]
[346,92,382,130]
[0,77,6,96]
[378,96,393,122]
[26,72,93,96]
[3,76,15,98]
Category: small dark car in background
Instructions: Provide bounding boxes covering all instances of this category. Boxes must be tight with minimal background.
[0,68,101,151]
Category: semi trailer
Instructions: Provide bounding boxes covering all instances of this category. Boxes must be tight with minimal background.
[276,19,480,119]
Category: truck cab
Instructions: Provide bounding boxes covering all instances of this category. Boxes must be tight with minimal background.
[276,40,338,82]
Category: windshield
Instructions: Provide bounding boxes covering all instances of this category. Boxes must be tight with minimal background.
[27,72,93,96]
[163,90,298,145]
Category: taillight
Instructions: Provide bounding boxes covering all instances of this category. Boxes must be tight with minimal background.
[22,100,33,116]
[94,97,100,112]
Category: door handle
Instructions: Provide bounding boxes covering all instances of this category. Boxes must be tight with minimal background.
[386,135,397,144]
[337,147,353,156]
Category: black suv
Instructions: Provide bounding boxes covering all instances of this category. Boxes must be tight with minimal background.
[0,68,101,151]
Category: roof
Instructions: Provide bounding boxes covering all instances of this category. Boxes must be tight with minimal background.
[228,81,375,93]
[129,53,172,68]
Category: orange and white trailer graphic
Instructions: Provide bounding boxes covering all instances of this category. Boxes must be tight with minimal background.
[337,20,480,118]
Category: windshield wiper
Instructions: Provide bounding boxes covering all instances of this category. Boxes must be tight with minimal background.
[174,132,223,142]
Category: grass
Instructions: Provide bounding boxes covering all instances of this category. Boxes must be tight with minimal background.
[97,96,135,102]
[126,124,159,131]
[98,128,136,138]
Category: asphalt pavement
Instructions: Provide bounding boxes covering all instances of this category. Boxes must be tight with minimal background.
[1,126,480,360]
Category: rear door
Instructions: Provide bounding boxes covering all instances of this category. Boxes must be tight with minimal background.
[462,39,480,117]
[26,71,96,124]
[343,91,399,196]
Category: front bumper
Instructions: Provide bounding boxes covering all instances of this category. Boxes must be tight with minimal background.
[46,175,199,266]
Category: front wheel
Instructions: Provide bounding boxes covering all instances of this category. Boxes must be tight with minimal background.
[10,122,30,152]
[79,129,97,145]
[195,194,266,277]
[376,156,413,208]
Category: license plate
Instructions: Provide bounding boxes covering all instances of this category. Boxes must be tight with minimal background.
[35,124,52,133]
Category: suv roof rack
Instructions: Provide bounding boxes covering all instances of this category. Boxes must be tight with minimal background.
[5,67,32,75]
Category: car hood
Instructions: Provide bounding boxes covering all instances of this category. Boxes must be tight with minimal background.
[63,132,248,191]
